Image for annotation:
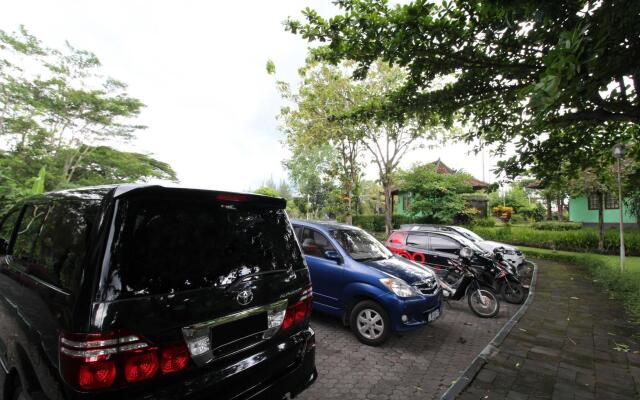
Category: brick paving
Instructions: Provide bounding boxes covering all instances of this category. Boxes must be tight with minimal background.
[299,297,522,400]
[459,260,640,400]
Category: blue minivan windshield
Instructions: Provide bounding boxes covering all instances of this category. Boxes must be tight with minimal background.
[329,229,392,262]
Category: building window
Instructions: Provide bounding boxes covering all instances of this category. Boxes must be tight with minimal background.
[588,193,601,210]
[605,193,619,209]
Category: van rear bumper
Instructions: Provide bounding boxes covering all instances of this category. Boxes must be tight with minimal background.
[243,344,317,400]
[70,327,317,400]
[189,326,317,400]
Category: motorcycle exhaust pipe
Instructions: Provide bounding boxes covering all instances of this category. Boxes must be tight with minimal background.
[439,280,454,298]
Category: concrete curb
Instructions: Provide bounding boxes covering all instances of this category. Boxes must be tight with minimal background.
[440,261,539,400]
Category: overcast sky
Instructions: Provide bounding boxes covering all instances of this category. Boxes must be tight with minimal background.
[0,0,503,192]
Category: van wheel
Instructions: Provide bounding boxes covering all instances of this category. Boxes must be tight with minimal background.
[349,300,390,346]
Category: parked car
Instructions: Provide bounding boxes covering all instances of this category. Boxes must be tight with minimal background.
[386,228,526,304]
[291,220,442,346]
[0,185,317,400]
[399,224,525,269]
[386,227,494,271]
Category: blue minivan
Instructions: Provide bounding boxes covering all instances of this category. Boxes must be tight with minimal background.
[291,220,443,345]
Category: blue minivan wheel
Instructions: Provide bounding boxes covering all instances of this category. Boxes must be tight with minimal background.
[350,300,391,346]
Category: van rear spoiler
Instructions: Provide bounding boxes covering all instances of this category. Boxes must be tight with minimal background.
[112,185,286,208]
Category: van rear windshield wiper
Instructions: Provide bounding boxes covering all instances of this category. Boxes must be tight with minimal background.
[227,268,294,289]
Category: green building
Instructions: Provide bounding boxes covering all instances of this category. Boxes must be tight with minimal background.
[392,160,490,217]
[569,193,638,227]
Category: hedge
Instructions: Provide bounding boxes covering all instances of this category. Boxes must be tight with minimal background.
[351,214,432,232]
[471,217,496,227]
[473,226,640,256]
[532,221,582,231]
[521,246,640,322]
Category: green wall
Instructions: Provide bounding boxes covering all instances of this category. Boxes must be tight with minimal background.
[569,196,637,224]
[394,192,408,215]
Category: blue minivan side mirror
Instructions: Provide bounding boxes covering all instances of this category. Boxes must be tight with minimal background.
[324,250,343,264]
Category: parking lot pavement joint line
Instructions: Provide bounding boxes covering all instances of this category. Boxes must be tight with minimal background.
[440,260,539,400]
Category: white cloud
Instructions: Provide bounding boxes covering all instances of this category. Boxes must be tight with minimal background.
[0,0,506,192]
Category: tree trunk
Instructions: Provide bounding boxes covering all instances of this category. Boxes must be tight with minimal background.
[383,183,393,235]
[345,183,353,225]
[598,192,605,251]
[546,194,553,221]
[557,195,564,222]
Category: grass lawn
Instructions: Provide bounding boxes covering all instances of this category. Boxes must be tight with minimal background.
[519,245,640,273]
[472,225,640,256]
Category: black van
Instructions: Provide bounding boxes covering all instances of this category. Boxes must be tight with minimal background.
[0,185,316,400]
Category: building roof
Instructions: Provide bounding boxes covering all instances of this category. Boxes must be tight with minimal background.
[433,159,489,189]
[525,180,545,189]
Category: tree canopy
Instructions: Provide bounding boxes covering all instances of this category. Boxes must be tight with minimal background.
[395,162,473,223]
[275,60,436,230]
[0,26,176,211]
[286,0,639,180]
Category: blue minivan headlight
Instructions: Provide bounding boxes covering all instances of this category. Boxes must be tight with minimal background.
[379,278,421,298]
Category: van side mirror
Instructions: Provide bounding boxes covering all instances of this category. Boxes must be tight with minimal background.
[324,250,342,264]
[0,238,8,255]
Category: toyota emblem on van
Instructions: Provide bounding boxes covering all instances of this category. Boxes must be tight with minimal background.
[237,289,254,306]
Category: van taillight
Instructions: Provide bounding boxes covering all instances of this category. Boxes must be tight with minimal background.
[216,193,249,202]
[281,288,313,331]
[160,344,190,374]
[123,349,159,383]
[77,360,116,390]
[60,332,190,391]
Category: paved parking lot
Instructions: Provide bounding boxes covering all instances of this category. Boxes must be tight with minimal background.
[299,299,522,400]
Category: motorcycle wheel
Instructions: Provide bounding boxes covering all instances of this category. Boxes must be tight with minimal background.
[467,289,500,318]
[500,282,526,304]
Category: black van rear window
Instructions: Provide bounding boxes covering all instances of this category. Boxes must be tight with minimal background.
[104,197,303,299]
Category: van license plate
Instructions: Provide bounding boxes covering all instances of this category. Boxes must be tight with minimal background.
[428,309,440,322]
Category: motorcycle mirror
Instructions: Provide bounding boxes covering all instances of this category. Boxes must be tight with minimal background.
[459,247,474,259]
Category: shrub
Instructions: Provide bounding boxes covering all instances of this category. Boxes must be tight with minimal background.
[518,203,546,222]
[471,217,496,227]
[492,205,513,222]
[351,214,433,232]
[509,214,527,224]
[472,226,640,256]
[532,221,582,231]
[522,248,640,322]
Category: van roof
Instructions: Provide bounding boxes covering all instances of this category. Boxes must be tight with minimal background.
[32,184,287,208]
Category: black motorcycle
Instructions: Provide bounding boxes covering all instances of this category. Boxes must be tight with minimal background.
[438,247,501,318]
[492,248,527,304]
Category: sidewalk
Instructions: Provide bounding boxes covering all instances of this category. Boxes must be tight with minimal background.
[458,259,640,400]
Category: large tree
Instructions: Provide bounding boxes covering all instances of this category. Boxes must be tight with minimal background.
[286,0,639,179]
[0,26,176,210]
[356,63,435,233]
[277,62,363,223]
[277,61,434,232]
